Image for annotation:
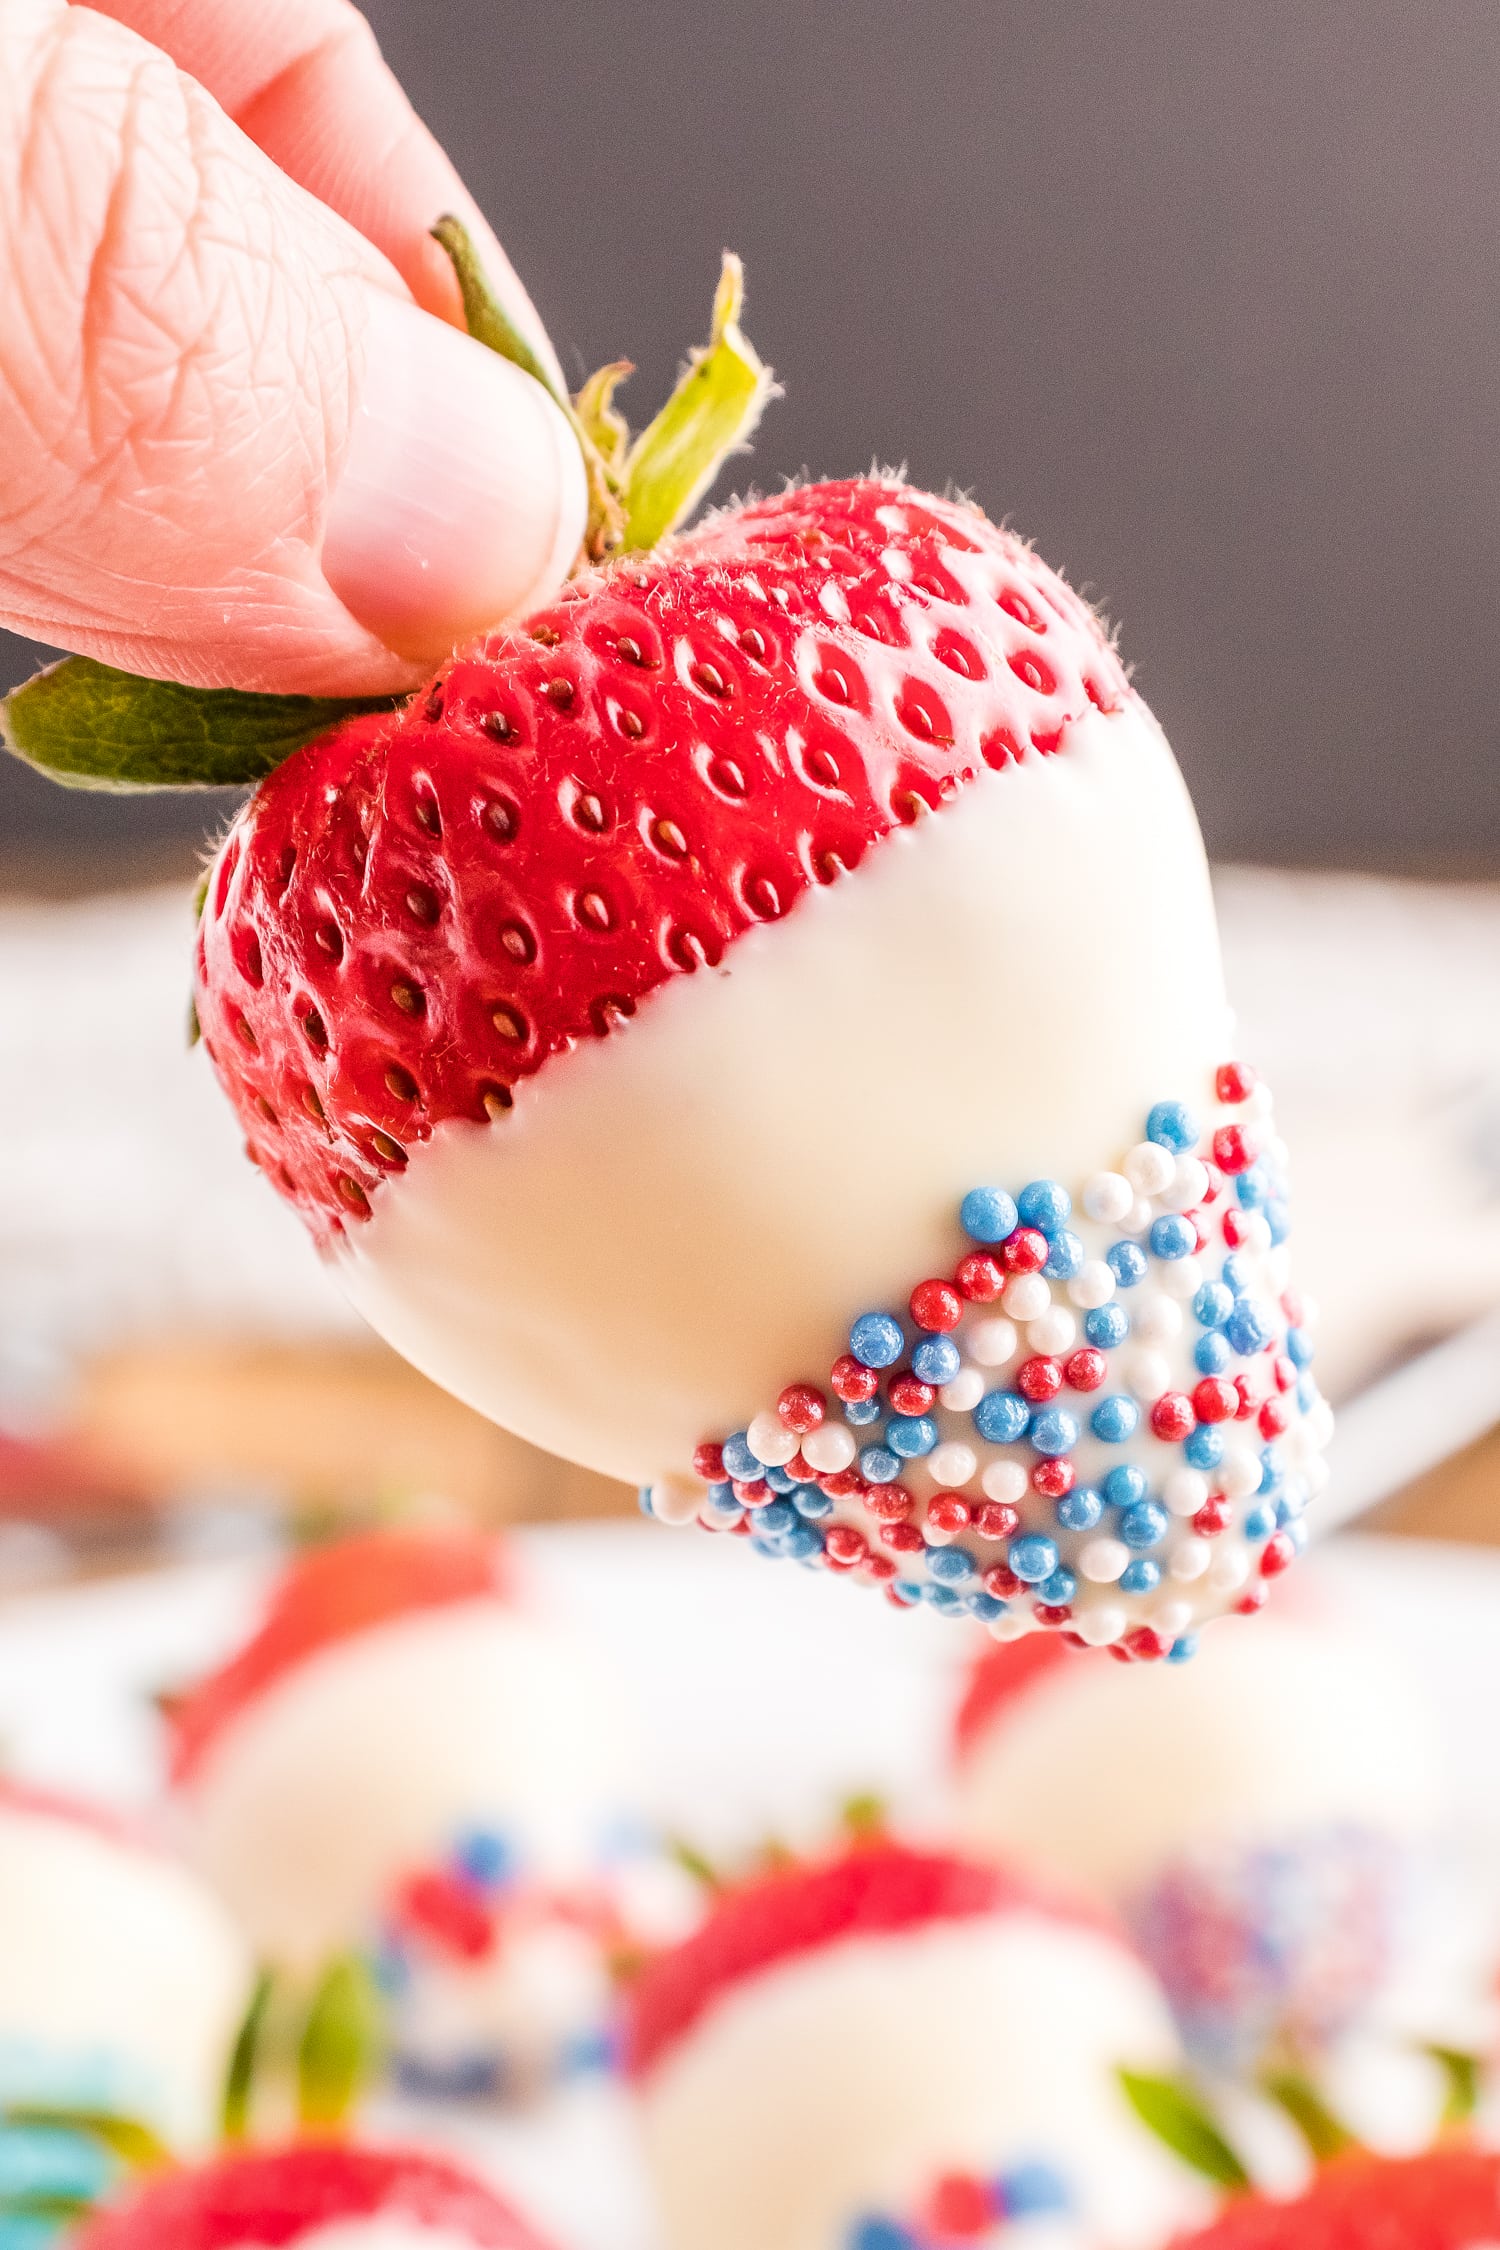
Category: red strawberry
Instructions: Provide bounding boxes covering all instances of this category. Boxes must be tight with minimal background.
[195,476,1127,1241]
[73,2141,556,2249]
[1168,2148,1500,2250]
[621,1838,1116,2080]
[168,1525,511,1786]
[951,1633,1078,1767]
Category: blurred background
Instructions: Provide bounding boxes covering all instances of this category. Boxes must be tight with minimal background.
[2,0,1498,1558]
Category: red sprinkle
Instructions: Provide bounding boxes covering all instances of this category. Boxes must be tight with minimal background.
[1126,1626,1171,1661]
[692,1442,725,1482]
[1016,1355,1062,1404]
[1234,1375,1260,1420]
[982,1564,1023,1600]
[824,1524,868,1567]
[732,1478,771,1506]
[1236,1583,1269,1614]
[926,1496,971,1536]
[1032,1458,1074,1499]
[1261,1531,1295,1577]
[1212,1122,1256,1175]
[888,1373,937,1416]
[924,2174,993,2238]
[1191,1377,1238,1424]
[1150,1392,1196,1442]
[830,1354,879,1404]
[955,1252,1004,1302]
[866,1484,915,1522]
[1273,1354,1298,1393]
[1063,1346,1107,1392]
[1221,1206,1252,1249]
[881,1522,925,1553]
[777,1384,825,1434]
[1215,1060,1257,1104]
[1259,1395,1291,1440]
[973,1501,1020,1542]
[910,1279,962,1332]
[1001,1227,1049,1273]
[821,1468,865,1499]
[863,1554,898,1582]
[1034,1604,1073,1627]
[1194,1496,1231,1536]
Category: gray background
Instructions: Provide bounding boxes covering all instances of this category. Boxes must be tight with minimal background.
[5,0,1498,888]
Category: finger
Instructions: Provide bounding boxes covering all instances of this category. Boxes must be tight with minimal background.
[0,1,586,694]
[80,0,563,380]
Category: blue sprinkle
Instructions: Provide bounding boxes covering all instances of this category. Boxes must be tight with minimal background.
[749,1537,783,1560]
[974,1389,1031,1445]
[1225,1300,1273,1357]
[912,1334,961,1385]
[927,1544,977,1584]
[452,1826,514,1889]
[1286,1326,1315,1367]
[1184,1424,1225,1470]
[637,1487,655,1517]
[793,1487,833,1519]
[705,1480,735,1506]
[1104,1463,1148,1510]
[1091,1395,1139,1444]
[921,1583,965,1613]
[1236,1165,1268,1209]
[1039,1567,1077,1605]
[890,1580,923,1606]
[1056,1485,1103,1532]
[1288,1517,1310,1552]
[960,1185,1019,1244]
[850,1312,904,1369]
[757,1500,795,1535]
[1259,1443,1283,1491]
[720,1430,760,1480]
[886,1414,938,1459]
[1107,1240,1149,1288]
[968,1591,1008,1622]
[998,2161,1073,2219]
[1221,1253,1251,1293]
[1276,1489,1306,1525]
[1009,1534,1059,1583]
[764,1463,796,1493]
[1146,1099,1200,1152]
[1194,1331,1232,1375]
[1167,1634,1200,1665]
[1267,1198,1292,1245]
[1029,1407,1080,1458]
[1018,1178,1072,1235]
[706,1504,745,1529]
[1149,1213,1197,1262]
[1085,1303,1130,1349]
[859,1445,901,1484]
[781,1523,825,1561]
[1243,1503,1276,1540]
[844,1397,882,1426]
[1297,1373,1319,1413]
[1043,1229,1085,1280]
[1194,1280,1234,1329]
[1120,1500,1169,1550]
[848,2220,918,2250]
[1120,1557,1160,1592]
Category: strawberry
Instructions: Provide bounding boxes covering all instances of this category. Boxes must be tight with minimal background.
[72,2142,557,2249]
[1167,2148,1500,2250]
[951,1635,1077,1767]
[194,476,1128,1242]
[168,1524,511,1786]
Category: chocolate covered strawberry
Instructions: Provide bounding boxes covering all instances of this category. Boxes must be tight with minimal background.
[5,235,1330,1651]
[72,2141,557,2250]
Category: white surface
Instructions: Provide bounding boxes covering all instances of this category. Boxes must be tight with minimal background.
[1,1527,1500,2250]
[336,698,1229,1486]
[639,1915,1201,2250]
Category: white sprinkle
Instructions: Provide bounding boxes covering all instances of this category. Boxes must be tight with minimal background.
[1245,1081,1275,1118]
[1164,1467,1209,1517]
[1238,1211,1273,1254]
[981,1459,1029,1506]
[1124,1346,1171,1401]
[929,1441,978,1489]
[939,1366,985,1413]
[1083,1171,1134,1224]
[746,1409,799,1467]
[648,1476,705,1525]
[1079,1536,1129,1584]
[1160,1254,1205,1301]
[1075,1603,1126,1646]
[1161,1155,1210,1212]
[1151,1599,1193,1637]
[1131,1294,1182,1346]
[1218,1448,1262,1499]
[1067,1259,1116,1310]
[1001,1274,1050,1323]
[1305,1454,1331,1494]
[1209,1547,1250,1593]
[1169,1538,1211,1582]
[1028,1306,1076,1356]
[969,1317,1018,1369]
[988,1610,1035,1642]
[1125,1141,1175,1196]
[802,1422,856,1473]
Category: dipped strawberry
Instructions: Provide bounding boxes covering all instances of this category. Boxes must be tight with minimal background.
[169,1527,651,2101]
[949,1610,1442,2075]
[5,240,1331,1650]
[1166,2147,1500,2249]
[621,1838,1205,2250]
[71,2141,557,2250]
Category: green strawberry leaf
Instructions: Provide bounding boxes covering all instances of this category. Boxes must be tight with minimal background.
[1424,2042,1483,2126]
[1116,2068,1252,2190]
[1,655,399,792]
[0,2190,95,2222]
[296,1953,384,2130]
[1,2104,172,2172]
[221,1967,276,2143]
[1258,2066,1360,2160]
[619,254,775,551]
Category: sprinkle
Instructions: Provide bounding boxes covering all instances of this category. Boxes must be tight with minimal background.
[1149,1213,1197,1261]
[1009,1535,1059,1583]
[859,1446,901,1483]
[1146,1099,1200,1152]
[912,1334,962,1385]
[939,1367,985,1412]
[1107,1241,1149,1288]
[1104,1463,1148,1510]
[778,1384,825,1434]
[980,1459,1029,1505]
[747,1410,800,1467]
[910,1279,962,1332]
[1125,1141,1176,1196]
[973,1389,1030,1444]
[1120,1558,1161,1593]
[886,1414,938,1459]
[1001,1273,1051,1322]
[850,1312,904,1368]
[1083,1171,1134,1224]
[720,1431,759,1480]
[1085,1303,1130,1348]
[1120,1500,1170,1550]
[1057,1485,1104,1532]
[1028,1407,1079,1457]
[1079,1537,1129,1583]
[927,1545,977,1584]
[1018,1179,1072,1234]
[969,1317,1018,1367]
[959,1186,1019,1243]
[929,1441,978,1488]
[831,1354,880,1403]
[802,1422,857,1473]
[1091,1394,1140,1444]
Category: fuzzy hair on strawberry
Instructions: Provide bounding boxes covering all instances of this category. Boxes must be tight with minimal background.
[3,224,1332,1658]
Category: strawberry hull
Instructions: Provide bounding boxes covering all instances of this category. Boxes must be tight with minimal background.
[197,479,1330,1647]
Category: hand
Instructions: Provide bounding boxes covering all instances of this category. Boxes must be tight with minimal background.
[0,0,587,695]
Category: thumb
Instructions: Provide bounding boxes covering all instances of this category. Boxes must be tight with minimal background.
[0,0,586,695]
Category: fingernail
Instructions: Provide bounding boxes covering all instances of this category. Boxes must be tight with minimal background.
[323,291,587,664]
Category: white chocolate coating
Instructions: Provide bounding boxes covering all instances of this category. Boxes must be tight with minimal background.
[294,2226,505,2250]
[178,1599,632,1969]
[334,701,1231,1486]
[0,1801,251,2148]
[953,1614,1441,1897]
[637,1916,1204,2250]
